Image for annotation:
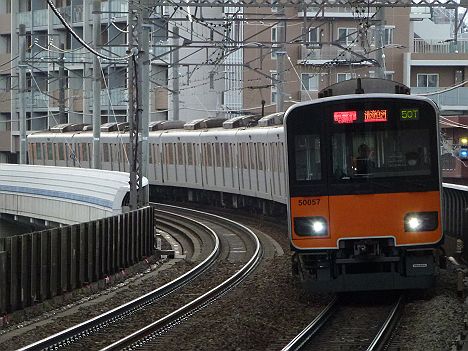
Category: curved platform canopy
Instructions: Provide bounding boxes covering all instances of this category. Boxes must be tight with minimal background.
[0,164,148,224]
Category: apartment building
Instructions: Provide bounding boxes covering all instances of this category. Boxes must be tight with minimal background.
[242,5,468,179]
[0,0,238,163]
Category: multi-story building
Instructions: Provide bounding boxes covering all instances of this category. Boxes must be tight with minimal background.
[242,5,468,180]
[0,0,239,163]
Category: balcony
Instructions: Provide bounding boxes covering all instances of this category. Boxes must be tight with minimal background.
[413,38,468,54]
[0,131,10,152]
[0,54,11,71]
[101,0,128,21]
[33,9,48,28]
[99,87,128,110]
[297,44,368,65]
[32,91,48,109]
[299,6,375,18]
[0,92,10,112]
[17,12,31,28]
[411,87,468,111]
[0,13,11,34]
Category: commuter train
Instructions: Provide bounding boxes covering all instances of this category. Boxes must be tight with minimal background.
[27,79,443,291]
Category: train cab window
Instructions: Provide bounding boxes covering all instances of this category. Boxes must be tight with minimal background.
[332,129,432,180]
[294,135,321,181]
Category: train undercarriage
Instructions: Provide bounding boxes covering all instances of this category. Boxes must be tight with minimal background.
[292,238,441,292]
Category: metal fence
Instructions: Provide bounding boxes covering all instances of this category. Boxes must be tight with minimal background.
[0,206,154,314]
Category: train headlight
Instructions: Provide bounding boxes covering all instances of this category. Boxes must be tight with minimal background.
[404,212,438,232]
[294,217,328,237]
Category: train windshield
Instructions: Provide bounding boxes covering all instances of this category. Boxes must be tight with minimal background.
[331,128,432,181]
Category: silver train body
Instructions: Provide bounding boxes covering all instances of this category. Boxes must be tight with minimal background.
[27,116,288,210]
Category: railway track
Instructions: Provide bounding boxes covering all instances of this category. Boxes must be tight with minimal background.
[283,293,405,351]
[18,204,262,350]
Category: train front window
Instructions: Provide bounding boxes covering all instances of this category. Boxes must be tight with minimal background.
[332,129,432,180]
[295,134,321,181]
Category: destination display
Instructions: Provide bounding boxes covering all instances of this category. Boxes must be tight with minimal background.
[333,109,388,124]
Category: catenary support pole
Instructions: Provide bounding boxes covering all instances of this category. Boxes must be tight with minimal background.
[92,0,101,169]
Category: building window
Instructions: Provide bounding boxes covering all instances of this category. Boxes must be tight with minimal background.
[337,73,355,82]
[271,26,278,59]
[384,27,394,45]
[271,71,277,103]
[301,73,318,91]
[369,71,394,80]
[307,27,320,46]
[337,28,357,46]
[417,73,439,87]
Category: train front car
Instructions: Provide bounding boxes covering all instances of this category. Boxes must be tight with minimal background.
[285,94,442,292]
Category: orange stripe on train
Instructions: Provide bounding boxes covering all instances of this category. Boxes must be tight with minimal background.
[290,191,441,249]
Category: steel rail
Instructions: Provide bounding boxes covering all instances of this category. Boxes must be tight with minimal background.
[366,294,405,351]
[100,203,263,350]
[18,210,220,351]
[281,296,338,351]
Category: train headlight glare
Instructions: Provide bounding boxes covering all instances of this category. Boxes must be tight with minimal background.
[404,212,438,232]
[407,217,421,230]
[312,220,326,234]
[294,217,328,237]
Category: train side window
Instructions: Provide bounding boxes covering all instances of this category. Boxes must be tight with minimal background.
[279,142,284,173]
[36,143,42,160]
[207,143,213,167]
[187,143,193,165]
[257,143,264,171]
[47,142,53,160]
[273,143,278,172]
[57,143,65,161]
[215,143,221,167]
[166,143,174,164]
[103,144,109,162]
[177,143,183,165]
[294,135,321,181]
[224,143,230,168]
[148,144,153,164]
[249,143,256,169]
[241,143,248,169]
[81,143,88,161]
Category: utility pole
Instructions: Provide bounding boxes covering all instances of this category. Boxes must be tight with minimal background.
[58,43,66,124]
[276,7,286,113]
[127,0,145,209]
[18,24,27,164]
[172,26,180,121]
[375,7,386,79]
[92,0,101,169]
[141,0,150,181]
[83,0,93,125]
